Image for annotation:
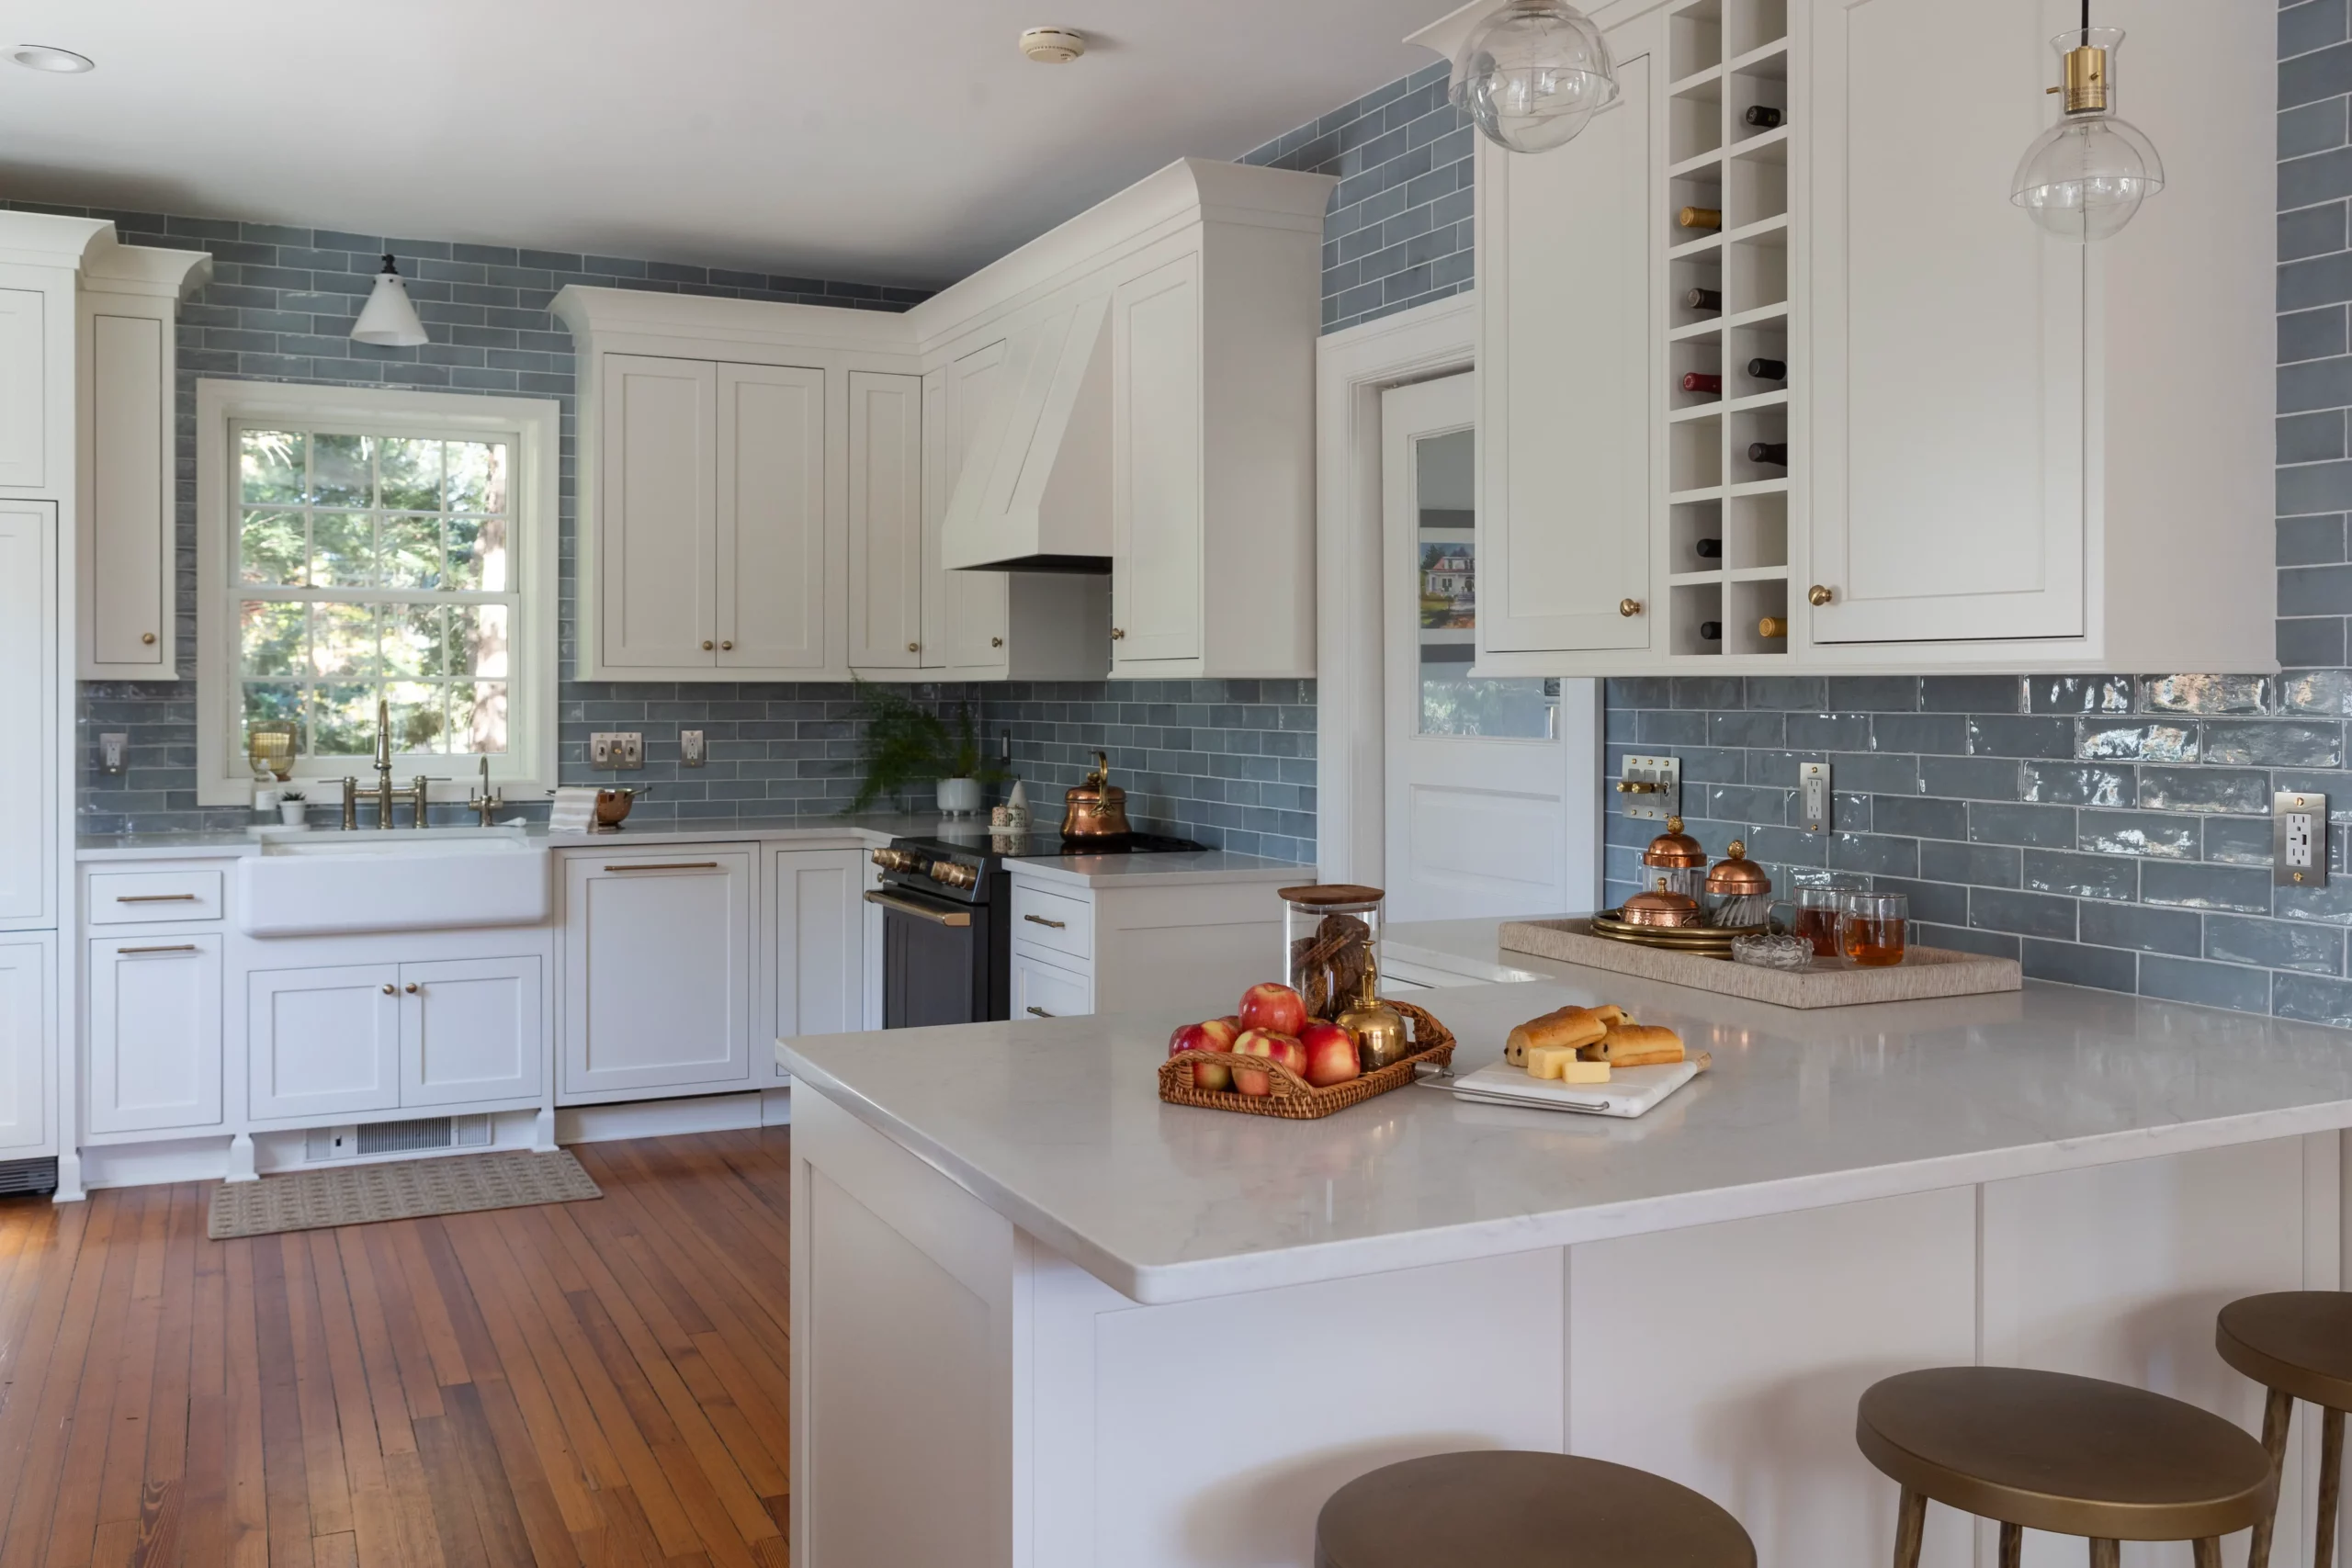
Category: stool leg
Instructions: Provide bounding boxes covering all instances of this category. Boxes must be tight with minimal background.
[2250,1387,2296,1568]
[2194,1540,2222,1568]
[2320,1406,2346,1568]
[1998,1521,2022,1568]
[1892,1488,1927,1568]
[2088,1540,2120,1568]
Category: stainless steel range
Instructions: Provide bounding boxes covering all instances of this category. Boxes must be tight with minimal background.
[865,826,1207,1028]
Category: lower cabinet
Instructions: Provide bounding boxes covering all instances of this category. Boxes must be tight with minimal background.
[247,964,401,1121]
[766,848,865,1078]
[1011,949,1092,1021]
[0,937,50,1151]
[87,933,220,1134]
[562,849,754,1100]
[401,956,543,1108]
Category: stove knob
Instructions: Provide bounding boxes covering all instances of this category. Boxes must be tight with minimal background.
[872,847,917,872]
[929,861,978,889]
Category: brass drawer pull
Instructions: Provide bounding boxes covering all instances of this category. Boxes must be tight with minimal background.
[604,862,722,873]
[1023,914,1067,930]
[115,893,198,903]
[119,943,198,955]
[862,889,972,926]
[1026,1004,1056,1018]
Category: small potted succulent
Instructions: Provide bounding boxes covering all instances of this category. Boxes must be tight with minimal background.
[277,790,309,828]
[847,682,1003,817]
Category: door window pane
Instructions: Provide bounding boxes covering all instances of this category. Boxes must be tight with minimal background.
[1411,428,1555,739]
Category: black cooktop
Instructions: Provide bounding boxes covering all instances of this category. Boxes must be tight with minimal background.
[914,825,1208,859]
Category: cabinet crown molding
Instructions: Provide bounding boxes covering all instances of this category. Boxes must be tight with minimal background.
[81,241,211,299]
[0,213,115,272]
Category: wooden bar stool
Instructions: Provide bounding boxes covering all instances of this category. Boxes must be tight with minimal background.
[1857,1367,2275,1568]
[1315,1450,1755,1568]
[2217,1292,2352,1568]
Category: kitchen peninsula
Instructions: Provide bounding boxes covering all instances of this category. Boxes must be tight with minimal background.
[782,973,2352,1568]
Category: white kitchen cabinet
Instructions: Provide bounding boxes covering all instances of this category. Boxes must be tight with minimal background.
[599,354,717,669]
[765,848,865,1078]
[1111,255,1204,668]
[561,848,754,1100]
[1007,873,1289,1020]
[400,954,543,1108]
[847,369,926,670]
[718,363,829,671]
[0,503,55,931]
[1011,949,1092,1021]
[246,963,401,1122]
[0,288,44,489]
[926,344,1011,671]
[0,937,51,1152]
[86,933,220,1134]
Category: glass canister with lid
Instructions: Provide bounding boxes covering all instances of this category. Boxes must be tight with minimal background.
[1639,817,1708,900]
[1278,884,1384,1021]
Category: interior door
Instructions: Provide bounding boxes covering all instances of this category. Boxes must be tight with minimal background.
[847,370,926,670]
[717,363,827,671]
[0,504,53,929]
[1805,0,2084,642]
[1478,28,1655,654]
[601,355,718,668]
[1110,253,1204,668]
[1384,377,1598,923]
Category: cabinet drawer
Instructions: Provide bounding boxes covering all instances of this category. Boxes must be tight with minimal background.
[87,870,224,924]
[1011,881,1091,961]
[1012,951,1091,1021]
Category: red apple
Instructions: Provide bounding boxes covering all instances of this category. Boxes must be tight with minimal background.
[1238,982,1308,1037]
[1229,1029,1306,1096]
[1298,1020,1362,1088]
[1169,1017,1240,1089]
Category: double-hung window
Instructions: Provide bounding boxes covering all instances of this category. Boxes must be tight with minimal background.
[194,382,560,806]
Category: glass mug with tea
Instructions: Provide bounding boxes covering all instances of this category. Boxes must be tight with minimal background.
[1840,892,1909,967]
[1790,886,1843,957]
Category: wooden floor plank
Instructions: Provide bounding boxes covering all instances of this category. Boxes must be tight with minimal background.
[45,1188,151,1568]
[0,1190,122,1568]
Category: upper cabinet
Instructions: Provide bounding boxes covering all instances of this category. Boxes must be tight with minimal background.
[1458,0,2273,676]
[555,158,1330,682]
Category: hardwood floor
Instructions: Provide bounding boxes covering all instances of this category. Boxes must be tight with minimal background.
[0,1130,797,1568]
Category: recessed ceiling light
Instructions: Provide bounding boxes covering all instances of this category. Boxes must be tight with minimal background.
[1019,27,1086,63]
[11,45,95,73]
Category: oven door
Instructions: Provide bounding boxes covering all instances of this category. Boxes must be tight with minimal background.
[866,887,1005,1028]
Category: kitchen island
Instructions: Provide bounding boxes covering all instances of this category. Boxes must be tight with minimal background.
[779,964,2352,1568]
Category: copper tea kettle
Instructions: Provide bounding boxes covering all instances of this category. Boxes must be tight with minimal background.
[1060,751,1132,841]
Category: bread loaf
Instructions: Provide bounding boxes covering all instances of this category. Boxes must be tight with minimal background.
[1504,1007,1611,1066]
[1581,1023,1685,1066]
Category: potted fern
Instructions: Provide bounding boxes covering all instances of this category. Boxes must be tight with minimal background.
[846,682,1003,817]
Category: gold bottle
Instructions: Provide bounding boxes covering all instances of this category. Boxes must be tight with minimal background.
[1336,953,1412,1071]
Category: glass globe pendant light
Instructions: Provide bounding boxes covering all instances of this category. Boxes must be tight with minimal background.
[1450,0,1619,154]
[2010,3,2165,243]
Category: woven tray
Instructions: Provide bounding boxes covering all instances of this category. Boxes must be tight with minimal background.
[1158,1000,1456,1120]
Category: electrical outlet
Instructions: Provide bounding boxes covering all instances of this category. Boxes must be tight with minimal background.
[680,729,707,768]
[326,1123,359,1158]
[97,732,128,774]
[589,731,644,769]
[1800,761,1831,833]
[2277,791,2329,887]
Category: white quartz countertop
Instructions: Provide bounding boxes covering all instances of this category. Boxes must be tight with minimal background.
[780,942,2352,1305]
[1004,850,1306,889]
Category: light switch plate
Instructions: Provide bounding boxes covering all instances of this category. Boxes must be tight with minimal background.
[2276,790,2328,887]
[98,732,128,774]
[1800,761,1831,833]
[589,732,644,769]
[1616,754,1682,821]
[681,729,707,768]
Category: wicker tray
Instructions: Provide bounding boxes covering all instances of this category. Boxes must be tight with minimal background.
[1158,1000,1456,1120]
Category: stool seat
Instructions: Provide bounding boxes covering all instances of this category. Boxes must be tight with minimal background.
[1857,1367,2276,1543]
[2220,1292,2352,1414]
[1315,1450,1755,1568]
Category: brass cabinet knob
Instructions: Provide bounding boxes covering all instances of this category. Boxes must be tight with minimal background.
[701,639,714,650]
[719,639,733,650]
[141,632,156,645]
[990,636,1004,648]
[1808,584,1834,606]
[1111,627,1126,640]
[907,640,920,653]
[380,984,395,995]
[404,982,420,994]
[1619,599,1643,617]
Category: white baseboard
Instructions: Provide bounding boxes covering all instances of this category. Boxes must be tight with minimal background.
[557,1087,790,1145]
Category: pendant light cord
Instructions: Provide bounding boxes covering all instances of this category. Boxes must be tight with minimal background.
[2080,0,2089,34]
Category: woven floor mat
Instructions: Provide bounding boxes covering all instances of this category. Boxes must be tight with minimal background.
[208,1149,601,1239]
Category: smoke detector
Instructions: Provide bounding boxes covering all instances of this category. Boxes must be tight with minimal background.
[1020,27,1087,63]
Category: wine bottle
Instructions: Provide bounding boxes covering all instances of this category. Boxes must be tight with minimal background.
[1747,357,1787,380]
[1748,441,1788,465]
[1699,621,1724,641]
[1744,106,1783,130]
[1679,206,1723,231]
[1681,372,1722,394]
[1684,286,1723,312]
[1758,616,1790,638]
[1694,538,1724,558]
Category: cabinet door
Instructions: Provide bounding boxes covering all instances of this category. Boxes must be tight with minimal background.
[247,964,401,1121]
[1011,949,1092,1021]
[0,504,54,929]
[924,349,1012,673]
[562,851,752,1098]
[600,354,717,668]
[0,288,44,489]
[0,938,49,1152]
[847,370,925,670]
[718,363,829,671]
[86,934,220,1134]
[80,305,173,675]
[401,956,543,1107]
[1805,0,2084,643]
[1111,254,1204,668]
[767,849,865,1078]
[1477,25,1655,655]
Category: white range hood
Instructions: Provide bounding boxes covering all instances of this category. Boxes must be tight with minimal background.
[939,293,1112,573]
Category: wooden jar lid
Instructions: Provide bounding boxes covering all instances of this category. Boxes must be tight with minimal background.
[1278,884,1384,906]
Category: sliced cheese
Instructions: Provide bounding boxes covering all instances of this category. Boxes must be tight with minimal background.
[1558,1057,1611,1085]
[1528,1044,1611,1083]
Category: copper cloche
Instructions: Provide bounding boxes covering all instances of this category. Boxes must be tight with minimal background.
[1621,877,1703,928]
[1640,816,1707,870]
[1704,839,1771,897]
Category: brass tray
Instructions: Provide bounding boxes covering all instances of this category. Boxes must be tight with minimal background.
[1588,909,1769,954]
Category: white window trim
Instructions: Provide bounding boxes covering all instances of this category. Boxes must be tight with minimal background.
[194,378,561,807]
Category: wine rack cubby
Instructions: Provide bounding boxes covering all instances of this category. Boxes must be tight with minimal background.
[1662,0,1792,661]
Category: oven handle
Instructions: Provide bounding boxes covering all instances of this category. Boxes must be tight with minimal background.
[864,889,973,928]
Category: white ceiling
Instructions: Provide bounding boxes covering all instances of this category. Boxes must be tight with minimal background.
[0,1,1459,289]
